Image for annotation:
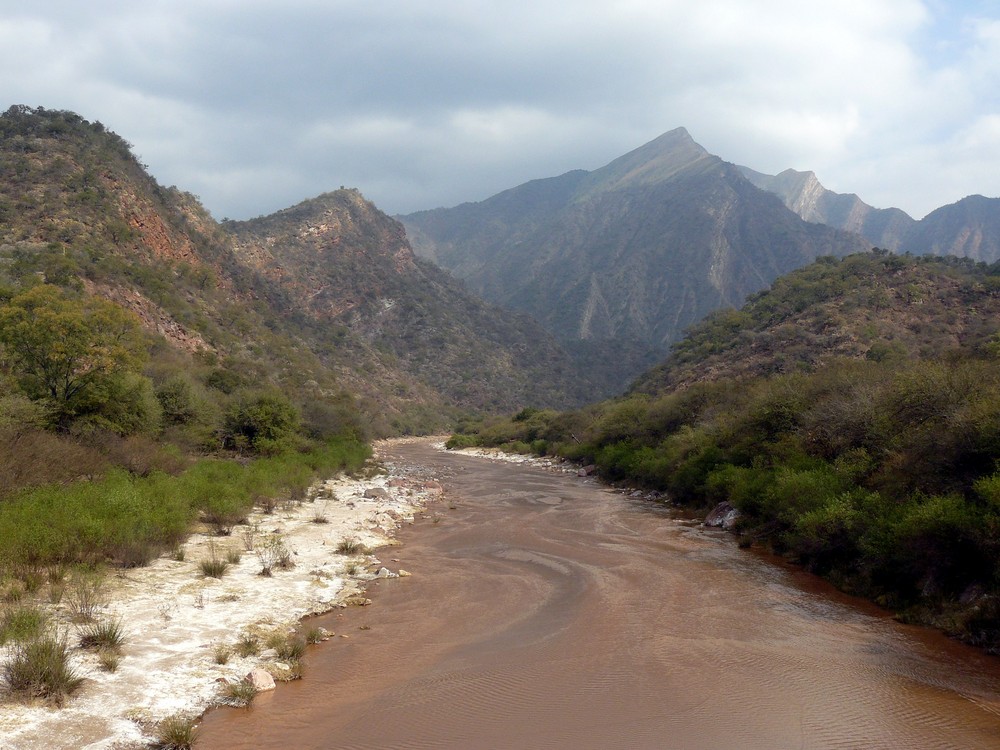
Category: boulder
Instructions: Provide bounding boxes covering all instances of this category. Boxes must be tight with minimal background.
[577,465,597,477]
[363,488,390,500]
[245,668,275,692]
[704,501,740,530]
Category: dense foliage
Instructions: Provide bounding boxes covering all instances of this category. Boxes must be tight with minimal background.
[452,254,1000,651]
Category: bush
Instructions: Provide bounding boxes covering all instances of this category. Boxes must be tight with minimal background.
[2,634,84,705]
[222,390,300,455]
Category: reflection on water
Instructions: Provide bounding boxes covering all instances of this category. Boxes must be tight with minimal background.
[199,441,1000,750]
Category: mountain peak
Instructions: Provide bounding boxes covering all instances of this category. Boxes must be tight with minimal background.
[581,127,717,195]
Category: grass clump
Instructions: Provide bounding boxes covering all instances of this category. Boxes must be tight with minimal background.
[212,643,231,665]
[152,713,199,749]
[234,632,260,658]
[97,649,120,673]
[335,537,367,556]
[304,626,325,644]
[2,634,84,705]
[199,542,229,579]
[78,617,127,651]
[220,678,258,707]
[0,604,48,645]
[273,636,306,663]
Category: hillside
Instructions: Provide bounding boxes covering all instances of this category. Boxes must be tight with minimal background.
[400,129,870,390]
[225,191,595,414]
[633,251,1000,393]
[742,166,1000,263]
[0,106,593,438]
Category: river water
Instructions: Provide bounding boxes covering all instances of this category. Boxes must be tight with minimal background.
[198,440,1000,749]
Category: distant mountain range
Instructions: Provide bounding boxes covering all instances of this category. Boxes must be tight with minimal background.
[400,128,870,388]
[400,129,1000,390]
[739,166,1000,261]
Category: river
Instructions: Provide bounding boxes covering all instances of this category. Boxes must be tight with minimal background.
[198,440,1000,749]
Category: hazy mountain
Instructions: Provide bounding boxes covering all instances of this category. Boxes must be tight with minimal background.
[737,166,914,250]
[400,129,870,389]
[741,166,1000,263]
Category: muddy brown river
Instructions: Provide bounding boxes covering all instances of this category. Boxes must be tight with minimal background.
[199,440,1000,749]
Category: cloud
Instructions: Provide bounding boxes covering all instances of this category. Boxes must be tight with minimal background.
[0,0,997,219]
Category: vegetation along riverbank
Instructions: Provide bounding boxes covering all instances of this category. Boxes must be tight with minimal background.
[449,252,1000,653]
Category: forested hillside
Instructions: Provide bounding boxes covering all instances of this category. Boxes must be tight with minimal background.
[451,252,1000,652]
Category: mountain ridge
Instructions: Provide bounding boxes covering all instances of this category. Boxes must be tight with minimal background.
[400,130,871,390]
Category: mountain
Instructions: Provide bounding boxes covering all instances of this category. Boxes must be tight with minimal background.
[902,195,1000,261]
[737,166,914,249]
[400,129,870,391]
[0,106,593,436]
[741,167,1000,263]
[225,191,595,415]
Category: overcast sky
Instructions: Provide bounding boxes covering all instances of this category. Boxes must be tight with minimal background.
[2,0,998,220]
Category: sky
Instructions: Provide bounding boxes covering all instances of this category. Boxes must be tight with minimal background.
[1,0,998,221]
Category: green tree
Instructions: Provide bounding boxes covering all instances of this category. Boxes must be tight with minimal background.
[222,390,300,455]
[0,285,146,427]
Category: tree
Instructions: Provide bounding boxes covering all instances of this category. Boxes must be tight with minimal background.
[0,285,147,428]
[222,390,300,455]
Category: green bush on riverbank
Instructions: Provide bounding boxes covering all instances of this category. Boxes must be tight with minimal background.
[451,356,1000,651]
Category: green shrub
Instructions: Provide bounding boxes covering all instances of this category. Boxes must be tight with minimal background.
[222,390,300,455]
[0,605,48,645]
[2,634,84,705]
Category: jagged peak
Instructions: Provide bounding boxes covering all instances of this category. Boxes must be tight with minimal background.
[578,127,718,196]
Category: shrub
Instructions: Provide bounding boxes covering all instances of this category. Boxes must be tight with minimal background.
[153,713,199,749]
[0,604,48,645]
[222,390,300,455]
[2,634,84,705]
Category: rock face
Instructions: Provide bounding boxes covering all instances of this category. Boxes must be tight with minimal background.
[401,129,868,391]
[738,166,914,250]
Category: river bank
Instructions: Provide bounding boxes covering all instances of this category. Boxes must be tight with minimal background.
[0,443,443,749]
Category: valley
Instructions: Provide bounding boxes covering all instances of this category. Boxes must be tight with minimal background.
[0,105,999,748]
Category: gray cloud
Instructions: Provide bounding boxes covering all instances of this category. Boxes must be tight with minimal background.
[0,0,997,219]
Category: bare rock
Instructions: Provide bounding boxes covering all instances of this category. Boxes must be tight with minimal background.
[704,501,740,530]
[398,569,412,577]
[363,488,390,500]
[245,668,275,692]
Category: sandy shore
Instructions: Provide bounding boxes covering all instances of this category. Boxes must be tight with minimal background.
[0,442,444,750]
